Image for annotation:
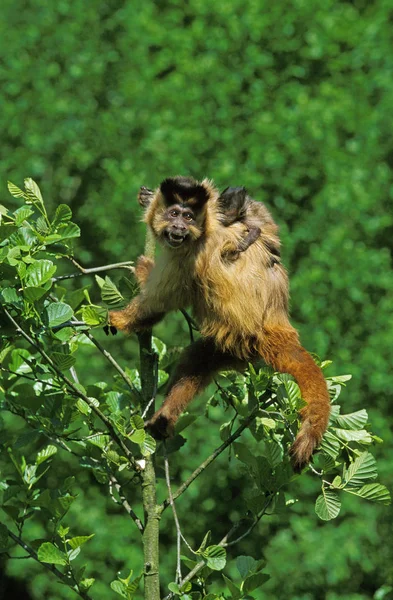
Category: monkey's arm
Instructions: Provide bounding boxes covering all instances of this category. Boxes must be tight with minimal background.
[134,255,155,287]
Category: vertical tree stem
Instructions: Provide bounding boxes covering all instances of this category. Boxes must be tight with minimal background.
[138,230,161,599]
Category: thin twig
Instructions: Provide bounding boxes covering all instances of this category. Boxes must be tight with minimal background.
[84,328,143,401]
[108,474,144,533]
[164,448,182,583]
[1,306,137,470]
[0,367,63,390]
[162,497,273,600]
[160,400,274,511]
[53,258,134,281]
[6,527,92,600]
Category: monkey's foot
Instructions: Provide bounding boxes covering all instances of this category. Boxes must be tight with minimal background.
[145,411,175,440]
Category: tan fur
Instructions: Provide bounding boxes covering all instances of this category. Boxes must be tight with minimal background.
[110,177,330,469]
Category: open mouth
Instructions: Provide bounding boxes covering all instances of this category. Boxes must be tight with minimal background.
[165,231,187,247]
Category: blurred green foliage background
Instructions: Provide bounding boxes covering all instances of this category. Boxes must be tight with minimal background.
[1,0,392,598]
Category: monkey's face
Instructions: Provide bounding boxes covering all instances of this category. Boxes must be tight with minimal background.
[145,176,215,249]
[161,204,197,248]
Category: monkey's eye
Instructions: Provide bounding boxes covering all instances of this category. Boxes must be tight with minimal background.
[183,212,193,221]
[170,210,179,218]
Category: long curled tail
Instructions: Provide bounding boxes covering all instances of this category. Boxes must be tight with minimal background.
[260,326,331,471]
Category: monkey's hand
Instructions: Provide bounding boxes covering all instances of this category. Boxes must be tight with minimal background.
[138,186,154,208]
[145,409,175,440]
[134,255,155,287]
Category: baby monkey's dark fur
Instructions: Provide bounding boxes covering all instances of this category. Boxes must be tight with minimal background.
[111,176,330,470]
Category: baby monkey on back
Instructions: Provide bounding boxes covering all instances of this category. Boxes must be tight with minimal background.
[111,177,330,470]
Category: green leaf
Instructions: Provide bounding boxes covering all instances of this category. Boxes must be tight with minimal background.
[141,433,156,456]
[51,352,76,371]
[334,429,373,444]
[24,178,43,202]
[130,429,146,445]
[45,302,74,327]
[96,275,124,306]
[23,286,47,303]
[152,336,167,359]
[130,415,145,430]
[263,440,283,468]
[1,287,20,305]
[14,207,34,226]
[203,545,226,571]
[38,542,67,565]
[281,379,301,409]
[197,531,211,554]
[242,571,270,593]
[67,534,94,550]
[343,452,377,486]
[315,489,341,521]
[7,181,25,198]
[222,574,241,599]
[0,224,17,242]
[175,413,197,434]
[25,259,56,286]
[53,204,72,226]
[81,305,103,326]
[236,555,257,579]
[88,435,109,450]
[80,578,95,591]
[36,445,57,465]
[233,442,257,468]
[110,580,128,598]
[168,582,181,594]
[319,431,341,459]
[57,222,80,240]
[347,483,391,505]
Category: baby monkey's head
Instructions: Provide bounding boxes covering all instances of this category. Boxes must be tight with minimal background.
[146,176,215,249]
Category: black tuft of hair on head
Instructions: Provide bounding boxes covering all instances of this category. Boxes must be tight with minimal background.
[160,176,209,206]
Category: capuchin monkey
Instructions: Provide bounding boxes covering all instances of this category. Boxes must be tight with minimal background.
[110,176,330,470]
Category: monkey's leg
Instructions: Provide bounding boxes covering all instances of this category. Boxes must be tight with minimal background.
[109,296,165,333]
[260,326,330,471]
[236,226,261,252]
[146,338,241,439]
[134,255,155,287]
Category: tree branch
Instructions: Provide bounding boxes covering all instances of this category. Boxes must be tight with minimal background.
[164,451,182,583]
[6,527,92,600]
[108,473,144,533]
[162,498,273,600]
[160,401,274,511]
[1,306,137,470]
[53,257,134,281]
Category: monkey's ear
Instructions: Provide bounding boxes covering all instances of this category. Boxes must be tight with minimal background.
[218,186,247,211]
